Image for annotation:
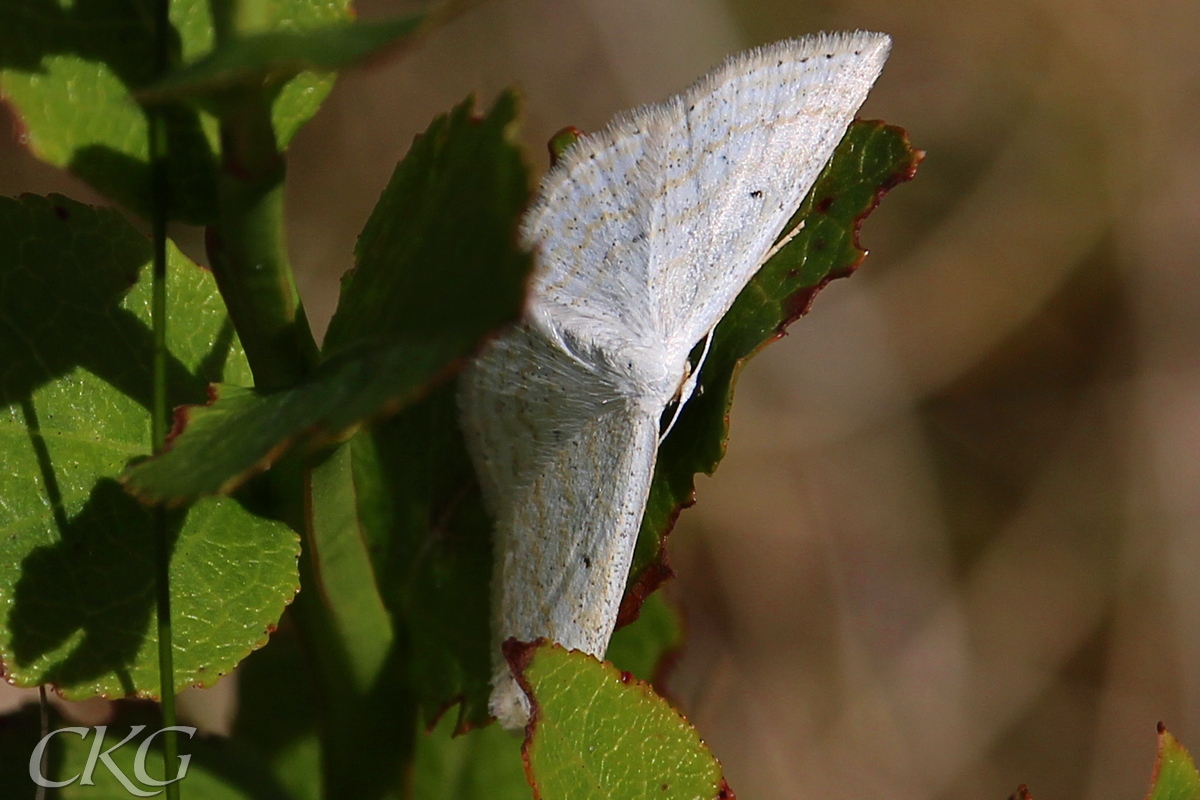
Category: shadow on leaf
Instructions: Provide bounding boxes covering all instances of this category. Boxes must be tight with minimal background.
[0,196,216,411]
[0,0,218,221]
[9,479,184,693]
[0,195,253,695]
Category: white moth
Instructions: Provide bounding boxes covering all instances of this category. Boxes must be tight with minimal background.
[458,31,891,729]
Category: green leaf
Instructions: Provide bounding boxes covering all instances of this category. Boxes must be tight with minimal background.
[1148,725,1200,800]
[353,385,495,729]
[139,17,424,103]
[121,92,533,505]
[515,642,732,800]
[625,120,922,616]
[307,441,393,693]
[119,343,453,502]
[0,0,352,223]
[0,703,293,799]
[0,194,299,697]
[322,91,530,355]
[411,713,531,800]
[606,591,683,684]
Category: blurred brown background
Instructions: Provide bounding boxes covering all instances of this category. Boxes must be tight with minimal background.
[4,1,1200,798]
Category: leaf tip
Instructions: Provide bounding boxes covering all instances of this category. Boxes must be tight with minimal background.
[547,126,585,168]
[1009,784,1033,800]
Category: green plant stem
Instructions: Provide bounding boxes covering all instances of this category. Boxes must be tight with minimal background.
[150,97,181,800]
[207,86,317,392]
[153,504,179,795]
[207,0,315,394]
[149,0,178,797]
[36,685,47,800]
[203,5,399,798]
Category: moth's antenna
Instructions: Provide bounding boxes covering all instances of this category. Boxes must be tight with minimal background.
[761,218,806,265]
[660,329,715,443]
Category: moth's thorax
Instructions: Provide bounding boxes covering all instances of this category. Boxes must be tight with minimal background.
[530,302,686,412]
[606,340,687,412]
